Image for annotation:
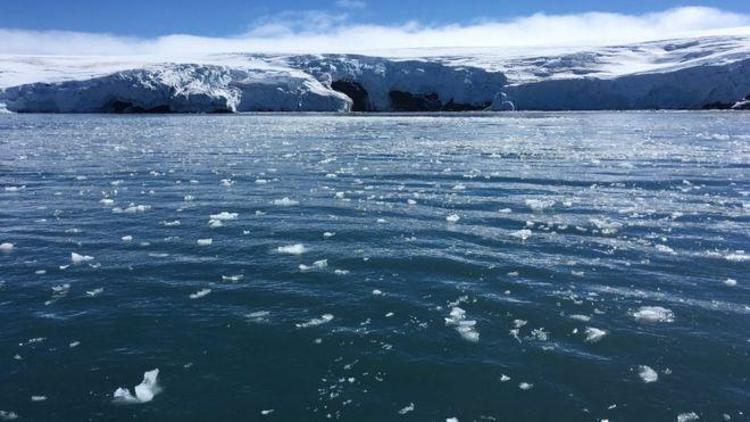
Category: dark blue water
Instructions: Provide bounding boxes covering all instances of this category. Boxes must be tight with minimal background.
[0,112,748,421]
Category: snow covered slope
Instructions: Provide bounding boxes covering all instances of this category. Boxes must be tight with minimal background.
[0,32,749,112]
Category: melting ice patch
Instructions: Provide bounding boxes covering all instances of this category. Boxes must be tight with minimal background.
[113,369,161,404]
[638,365,659,383]
[277,244,307,255]
[296,314,333,328]
[632,306,675,323]
[445,307,479,342]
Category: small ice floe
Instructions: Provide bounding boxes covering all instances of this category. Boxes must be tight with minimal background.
[500,374,511,382]
[398,403,415,415]
[590,218,623,235]
[277,244,307,255]
[99,198,115,206]
[247,311,270,323]
[445,307,479,342]
[295,314,333,328]
[196,238,213,246]
[222,274,244,282]
[261,409,275,416]
[121,235,133,242]
[584,327,607,343]
[323,232,335,238]
[189,289,212,299]
[299,259,328,272]
[510,229,532,241]
[255,179,268,184]
[725,251,749,262]
[210,212,238,221]
[632,306,674,323]
[498,208,512,213]
[30,396,46,402]
[334,269,350,275]
[113,369,161,404]
[0,242,14,253]
[529,328,549,341]
[446,418,459,422]
[372,289,383,296]
[446,214,460,223]
[220,179,234,187]
[123,204,151,213]
[71,252,94,264]
[273,197,299,206]
[0,410,19,420]
[208,219,223,228]
[86,288,104,297]
[638,365,659,383]
[183,195,195,202]
[4,186,25,192]
[525,199,555,212]
[655,244,676,254]
[162,220,180,227]
[677,412,700,422]
[407,199,417,205]
[723,278,738,287]
[518,382,534,391]
[570,314,591,322]
[69,341,80,348]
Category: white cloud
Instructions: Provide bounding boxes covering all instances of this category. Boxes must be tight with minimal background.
[336,0,367,10]
[0,7,748,56]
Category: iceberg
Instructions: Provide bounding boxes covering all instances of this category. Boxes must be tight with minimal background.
[113,369,161,404]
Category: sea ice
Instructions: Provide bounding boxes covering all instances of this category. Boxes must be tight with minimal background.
[723,278,738,287]
[71,252,94,264]
[632,306,674,323]
[197,238,213,246]
[273,197,299,206]
[113,369,161,404]
[189,289,212,299]
[209,212,238,221]
[446,214,461,223]
[511,229,532,241]
[296,314,334,328]
[445,307,479,342]
[398,403,415,415]
[277,244,307,255]
[584,327,607,343]
[519,382,534,390]
[0,410,19,420]
[86,288,104,297]
[0,242,14,253]
[677,412,700,422]
[638,365,659,383]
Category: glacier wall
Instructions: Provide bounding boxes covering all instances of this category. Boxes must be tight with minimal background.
[503,59,750,110]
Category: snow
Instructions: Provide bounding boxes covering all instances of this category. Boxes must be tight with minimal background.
[113,369,161,404]
[1,32,749,112]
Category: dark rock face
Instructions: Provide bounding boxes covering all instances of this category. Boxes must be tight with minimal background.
[331,80,370,111]
[388,91,488,112]
[107,100,171,113]
[702,101,733,110]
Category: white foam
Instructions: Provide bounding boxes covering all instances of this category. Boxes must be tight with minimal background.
[209,212,238,221]
[446,214,461,223]
[113,369,161,404]
[296,314,333,328]
[445,306,479,342]
[273,197,299,206]
[632,306,674,323]
[196,238,213,246]
[0,242,14,253]
[638,365,659,383]
[584,327,607,343]
[71,252,94,264]
[189,288,212,299]
[277,244,307,255]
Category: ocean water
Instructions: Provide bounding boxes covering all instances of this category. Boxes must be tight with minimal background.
[0,112,748,421]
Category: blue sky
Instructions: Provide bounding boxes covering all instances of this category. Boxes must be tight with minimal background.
[1,0,750,37]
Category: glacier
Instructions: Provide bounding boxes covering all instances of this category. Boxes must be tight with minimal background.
[1,32,749,112]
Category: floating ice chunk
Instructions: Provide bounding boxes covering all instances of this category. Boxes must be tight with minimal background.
[162,220,180,227]
[123,204,151,213]
[121,235,133,242]
[209,212,238,221]
[0,242,14,253]
[86,288,104,297]
[273,197,299,206]
[372,289,383,296]
[446,214,461,223]
[584,327,607,343]
[638,365,659,383]
[529,328,549,341]
[723,278,738,287]
[677,412,700,422]
[261,409,275,415]
[570,314,591,322]
[196,238,213,246]
[299,259,328,272]
[590,218,623,234]
[113,369,161,404]
[296,314,333,328]
[208,219,223,228]
[407,199,417,205]
[525,199,555,211]
[334,269,350,275]
[632,306,674,323]
[69,341,80,348]
[518,382,534,390]
[0,410,19,420]
[498,208,512,213]
[99,198,115,206]
[446,418,459,422]
[725,252,749,262]
[4,186,24,192]
[500,374,511,382]
[398,403,415,415]
[71,252,94,264]
[323,232,335,238]
[189,288,212,299]
[510,229,532,241]
[445,307,479,342]
[277,244,307,255]
[222,274,244,282]
[30,396,46,402]
[655,244,676,254]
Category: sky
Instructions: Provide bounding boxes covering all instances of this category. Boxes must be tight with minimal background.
[1,1,750,55]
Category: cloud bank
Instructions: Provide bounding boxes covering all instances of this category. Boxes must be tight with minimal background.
[1,6,749,56]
